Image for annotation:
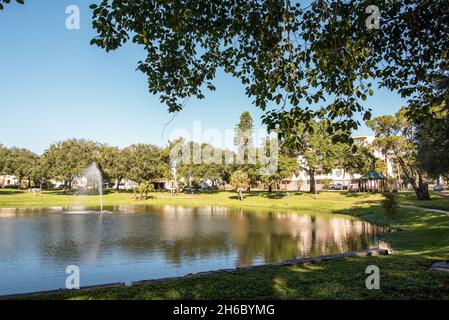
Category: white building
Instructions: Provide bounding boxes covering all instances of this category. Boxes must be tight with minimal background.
[0,175,19,187]
[281,135,394,191]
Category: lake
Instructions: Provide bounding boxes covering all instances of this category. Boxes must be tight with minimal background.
[0,205,386,295]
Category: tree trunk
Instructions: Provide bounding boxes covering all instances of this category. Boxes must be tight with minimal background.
[309,171,316,194]
[415,174,430,200]
[397,157,430,200]
[268,184,272,193]
[116,177,123,190]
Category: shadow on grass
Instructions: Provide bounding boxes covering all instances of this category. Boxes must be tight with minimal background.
[226,192,261,201]
[260,192,289,199]
[0,189,22,195]
[18,253,449,300]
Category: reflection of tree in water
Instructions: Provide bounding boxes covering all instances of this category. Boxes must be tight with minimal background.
[229,210,385,266]
[0,206,386,268]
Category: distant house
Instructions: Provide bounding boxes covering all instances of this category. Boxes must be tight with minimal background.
[279,135,394,192]
[0,175,19,187]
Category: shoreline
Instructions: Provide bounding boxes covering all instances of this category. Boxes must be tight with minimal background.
[0,248,389,300]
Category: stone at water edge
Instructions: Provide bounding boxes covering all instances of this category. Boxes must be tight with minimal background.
[428,262,449,273]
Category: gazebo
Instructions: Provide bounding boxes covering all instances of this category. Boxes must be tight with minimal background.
[359,170,387,192]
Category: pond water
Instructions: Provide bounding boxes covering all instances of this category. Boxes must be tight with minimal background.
[0,205,387,295]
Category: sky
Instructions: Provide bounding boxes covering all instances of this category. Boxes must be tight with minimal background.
[0,0,407,154]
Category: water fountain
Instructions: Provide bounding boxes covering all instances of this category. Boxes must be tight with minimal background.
[82,162,103,212]
[66,162,104,214]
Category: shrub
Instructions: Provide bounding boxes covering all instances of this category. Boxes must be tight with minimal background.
[382,192,399,219]
[322,179,332,190]
[134,182,154,200]
[230,170,249,201]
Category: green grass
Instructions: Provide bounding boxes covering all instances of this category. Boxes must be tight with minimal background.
[398,191,449,211]
[0,188,385,212]
[1,189,449,300]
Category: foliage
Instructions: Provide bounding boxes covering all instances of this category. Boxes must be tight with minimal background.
[134,181,154,200]
[230,170,249,200]
[234,112,259,190]
[382,192,399,219]
[415,105,449,180]
[261,152,298,191]
[0,144,9,174]
[3,147,37,188]
[283,121,345,193]
[96,145,129,188]
[337,144,374,177]
[123,144,171,184]
[0,0,24,11]
[367,108,430,200]
[174,141,234,187]
[42,139,98,190]
[321,179,332,190]
[89,0,449,141]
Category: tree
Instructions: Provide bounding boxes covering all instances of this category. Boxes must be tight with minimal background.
[367,115,402,181]
[367,108,431,200]
[96,145,129,189]
[230,170,249,201]
[260,140,298,192]
[0,0,24,11]
[335,144,374,187]
[28,155,50,189]
[382,192,399,219]
[89,0,449,141]
[3,147,37,189]
[123,144,171,184]
[0,144,9,174]
[235,112,257,191]
[42,139,98,193]
[283,121,341,194]
[134,181,154,200]
[173,140,234,188]
[415,106,449,181]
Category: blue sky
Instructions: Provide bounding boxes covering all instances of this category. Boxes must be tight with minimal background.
[0,0,407,154]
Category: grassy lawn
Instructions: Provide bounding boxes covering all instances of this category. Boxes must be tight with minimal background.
[1,189,448,300]
[398,191,449,211]
[0,188,388,212]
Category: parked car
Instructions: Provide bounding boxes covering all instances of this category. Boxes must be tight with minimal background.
[329,183,343,190]
[182,186,196,193]
[434,184,447,191]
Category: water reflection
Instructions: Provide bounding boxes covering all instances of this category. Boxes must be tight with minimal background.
[0,206,386,295]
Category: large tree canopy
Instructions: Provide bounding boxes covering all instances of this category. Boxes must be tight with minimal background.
[415,106,449,181]
[90,0,449,141]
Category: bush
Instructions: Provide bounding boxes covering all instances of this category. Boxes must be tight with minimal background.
[230,170,249,201]
[322,179,332,190]
[134,182,154,200]
[382,192,399,219]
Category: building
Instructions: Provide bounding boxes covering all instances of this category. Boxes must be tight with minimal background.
[280,135,394,192]
[0,175,19,187]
